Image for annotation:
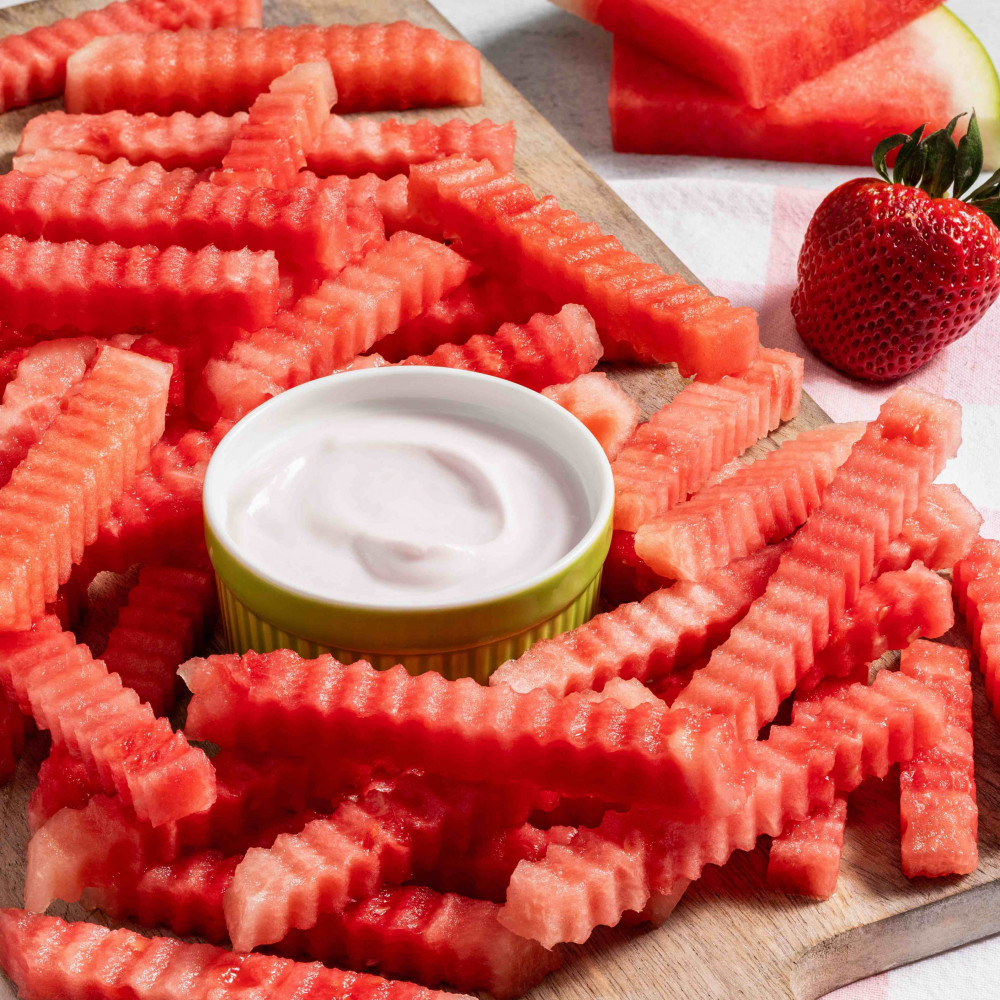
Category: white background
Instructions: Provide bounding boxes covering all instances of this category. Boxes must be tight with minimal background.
[1,0,998,995]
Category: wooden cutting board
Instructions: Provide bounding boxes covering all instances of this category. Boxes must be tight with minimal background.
[0,1,996,998]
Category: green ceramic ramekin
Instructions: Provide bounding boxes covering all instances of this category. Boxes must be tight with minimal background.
[204,367,614,682]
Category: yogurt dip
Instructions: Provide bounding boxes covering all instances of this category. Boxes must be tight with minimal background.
[226,400,592,608]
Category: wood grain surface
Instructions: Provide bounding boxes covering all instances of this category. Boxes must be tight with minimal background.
[0,1,994,998]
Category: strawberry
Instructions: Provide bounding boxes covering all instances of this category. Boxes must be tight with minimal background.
[792,112,1000,381]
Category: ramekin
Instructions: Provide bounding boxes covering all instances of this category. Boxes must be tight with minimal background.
[204,367,614,682]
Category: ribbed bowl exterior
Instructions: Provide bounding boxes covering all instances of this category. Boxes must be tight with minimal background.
[215,572,602,683]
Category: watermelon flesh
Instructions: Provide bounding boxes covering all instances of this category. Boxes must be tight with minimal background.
[559,0,941,108]
[610,9,1000,168]
[180,650,748,819]
[953,539,1000,715]
[12,149,205,184]
[223,771,547,950]
[601,529,673,605]
[0,236,278,338]
[408,156,759,377]
[65,24,482,116]
[375,273,552,362]
[0,346,170,627]
[0,910,467,1000]
[767,798,847,900]
[0,621,215,829]
[213,61,336,190]
[202,232,473,421]
[0,338,100,490]
[878,482,983,573]
[0,696,25,786]
[0,0,261,113]
[499,669,946,947]
[612,347,804,531]
[542,373,641,461]
[0,171,349,274]
[100,564,217,715]
[634,421,864,580]
[18,109,249,171]
[674,388,962,739]
[899,640,978,878]
[490,544,784,699]
[358,304,604,392]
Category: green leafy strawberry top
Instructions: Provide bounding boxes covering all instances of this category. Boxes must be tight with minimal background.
[873,111,1000,223]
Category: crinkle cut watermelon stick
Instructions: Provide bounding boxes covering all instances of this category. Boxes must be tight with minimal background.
[0,910,467,1000]
[499,669,947,947]
[673,388,962,739]
[0,346,171,627]
[0,236,279,337]
[898,641,977,877]
[491,544,784,699]
[85,855,559,1000]
[0,338,99,491]
[0,0,261,113]
[100,564,217,716]
[65,23,482,116]
[12,149,207,185]
[542,374,640,462]
[0,171,349,274]
[407,156,759,377]
[601,529,672,606]
[0,621,215,828]
[878,482,982,573]
[202,232,474,421]
[19,110,516,178]
[213,61,336,190]
[18,110,248,171]
[358,304,604,391]
[181,651,749,830]
[767,798,848,900]
[376,272,553,362]
[634,422,865,580]
[224,771,552,950]
[612,348,804,531]
[954,539,1000,711]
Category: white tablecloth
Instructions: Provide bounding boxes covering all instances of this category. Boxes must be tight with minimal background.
[1,0,997,993]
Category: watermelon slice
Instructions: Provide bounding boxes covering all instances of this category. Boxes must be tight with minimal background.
[767,798,848,899]
[224,770,547,950]
[542,373,640,461]
[955,540,1000,713]
[0,346,171,627]
[674,388,962,739]
[0,236,278,337]
[0,910,465,1000]
[558,0,941,108]
[376,273,552,362]
[213,61,336,189]
[181,651,748,819]
[0,338,99,491]
[11,149,204,184]
[101,564,216,715]
[634,422,864,580]
[609,9,1000,167]
[0,621,215,828]
[878,482,983,573]
[359,304,604,391]
[490,544,783,698]
[202,232,473,420]
[408,156,759,377]
[0,0,261,113]
[65,24,481,116]
[612,347,804,531]
[0,171,349,274]
[18,109,249,171]
[499,669,946,946]
[601,529,672,605]
[899,640,978,878]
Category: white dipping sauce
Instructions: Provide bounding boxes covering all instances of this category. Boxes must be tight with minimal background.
[227,404,592,607]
